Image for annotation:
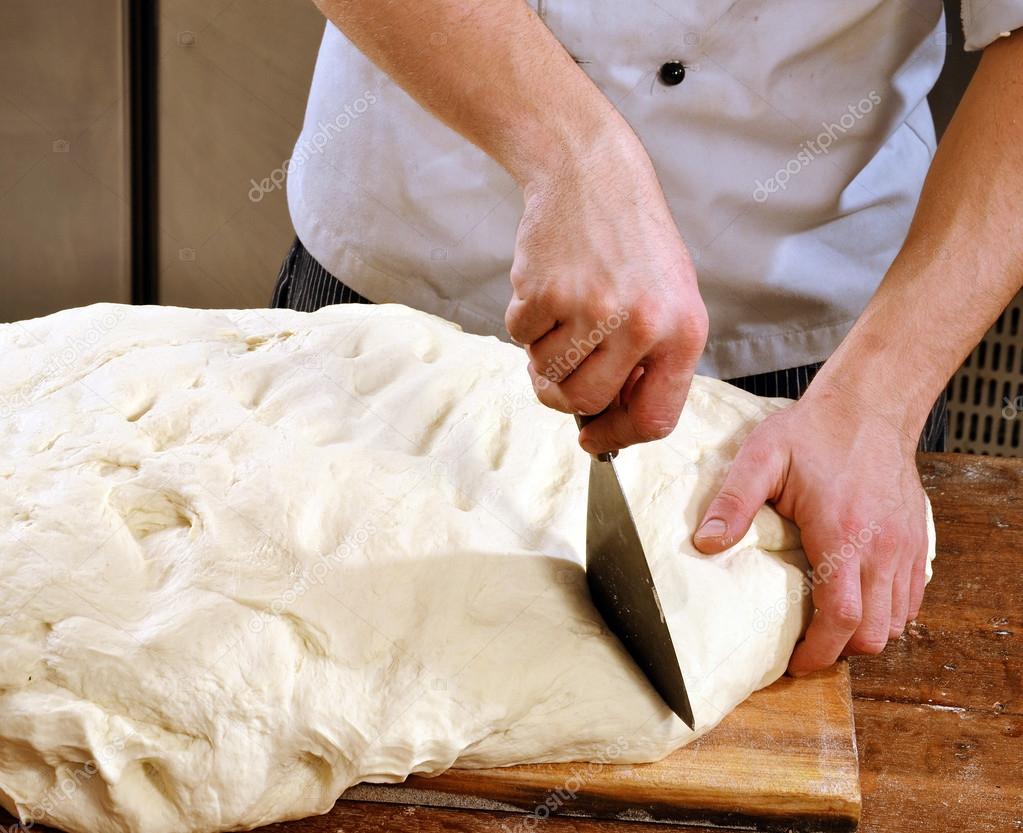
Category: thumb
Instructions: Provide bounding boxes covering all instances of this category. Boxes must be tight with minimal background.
[693,434,784,554]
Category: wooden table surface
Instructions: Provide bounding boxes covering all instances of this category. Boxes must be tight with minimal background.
[3,454,1019,833]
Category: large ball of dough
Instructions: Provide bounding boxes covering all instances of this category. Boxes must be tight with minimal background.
[0,303,924,833]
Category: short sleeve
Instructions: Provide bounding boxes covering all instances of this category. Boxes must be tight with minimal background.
[961,0,1023,51]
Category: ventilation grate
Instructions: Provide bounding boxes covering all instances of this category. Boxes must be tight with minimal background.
[948,292,1023,456]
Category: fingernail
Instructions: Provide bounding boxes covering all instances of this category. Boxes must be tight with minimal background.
[696,518,727,540]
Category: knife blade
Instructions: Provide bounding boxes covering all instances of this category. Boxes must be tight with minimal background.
[576,415,695,730]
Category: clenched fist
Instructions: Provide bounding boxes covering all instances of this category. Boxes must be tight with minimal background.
[505,134,708,454]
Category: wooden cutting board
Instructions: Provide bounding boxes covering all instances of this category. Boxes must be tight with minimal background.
[343,661,860,831]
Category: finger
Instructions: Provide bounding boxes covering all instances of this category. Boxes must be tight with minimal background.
[526,322,603,385]
[528,360,614,415]
[545,343,647,418]
[526,362,571,412]
[528,349,605,414]
[621,366,644,404]
[505,293,557,346]
[844,536,895,656]
[843,579,892,656]
[889,559,912,640]
[692,431,785,555]
[788,557,862,676]
[578,349,694,454]
[908,541,928,620]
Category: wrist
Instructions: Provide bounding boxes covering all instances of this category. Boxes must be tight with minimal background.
[513,109,649,192]
[805,345,936,453]
[804,256,963,449]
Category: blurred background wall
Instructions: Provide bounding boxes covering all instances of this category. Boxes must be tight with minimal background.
[0,0,322,322]
[0,0,132,320]
[157,0,324,309]
[0,0,1019,453]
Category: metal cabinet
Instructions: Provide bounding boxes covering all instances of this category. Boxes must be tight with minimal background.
[156,0,324,309]
[0,0,130,323]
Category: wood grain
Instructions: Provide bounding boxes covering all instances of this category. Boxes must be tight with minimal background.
[855,699,1023,833]
[256,801,691,833]
[847,454,1023,833]
[851,456,1022,718]
[352,663,858,832]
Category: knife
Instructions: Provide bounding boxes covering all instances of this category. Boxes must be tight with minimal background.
[576,414,695,730]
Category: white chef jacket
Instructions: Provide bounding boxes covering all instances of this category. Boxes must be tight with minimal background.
[286,1,1023,379]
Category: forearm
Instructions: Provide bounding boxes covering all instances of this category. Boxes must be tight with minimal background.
[811,31,1023,440]
[313,0,637,185]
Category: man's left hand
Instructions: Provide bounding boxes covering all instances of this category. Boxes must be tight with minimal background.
[692,382,930,675]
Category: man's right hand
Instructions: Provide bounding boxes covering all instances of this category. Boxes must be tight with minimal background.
[314,0,707,450]
[505,131,708,455]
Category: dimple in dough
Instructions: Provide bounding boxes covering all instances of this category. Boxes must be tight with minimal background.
[0,303,935,833]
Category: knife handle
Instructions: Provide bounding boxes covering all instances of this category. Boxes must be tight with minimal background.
[574,414,618,463]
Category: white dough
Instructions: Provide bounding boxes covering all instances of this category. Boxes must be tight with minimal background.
[0,304,935,833]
